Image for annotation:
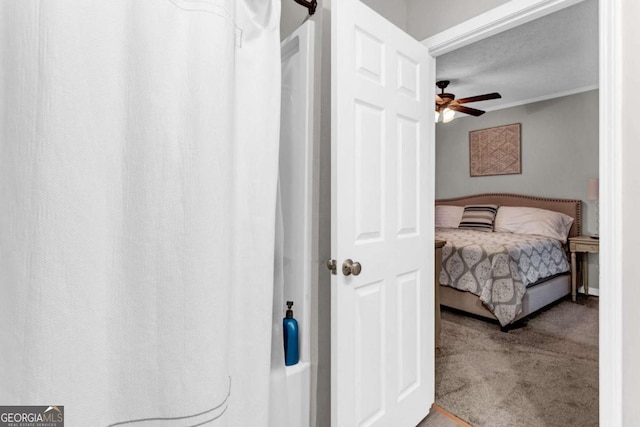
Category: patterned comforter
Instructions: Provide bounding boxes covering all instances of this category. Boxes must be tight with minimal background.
[435,228,571,326]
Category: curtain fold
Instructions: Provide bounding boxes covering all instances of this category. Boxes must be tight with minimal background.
[0,1,281,425]
[228,0,282,425]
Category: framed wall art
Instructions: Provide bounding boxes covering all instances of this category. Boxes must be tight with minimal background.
[469,123,521,177]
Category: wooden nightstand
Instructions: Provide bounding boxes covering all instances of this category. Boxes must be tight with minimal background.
[568,236,599,302]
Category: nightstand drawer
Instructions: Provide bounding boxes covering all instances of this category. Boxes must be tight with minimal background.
[570,242,599,252]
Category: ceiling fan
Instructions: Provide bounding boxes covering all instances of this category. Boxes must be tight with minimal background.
[435,80,502,123]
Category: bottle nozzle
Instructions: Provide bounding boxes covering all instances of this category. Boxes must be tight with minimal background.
[286,301,294,318]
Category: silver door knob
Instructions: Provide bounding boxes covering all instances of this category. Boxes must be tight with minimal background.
[342,259,362,276]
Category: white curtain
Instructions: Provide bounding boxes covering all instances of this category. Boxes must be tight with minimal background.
[0,0,280,425]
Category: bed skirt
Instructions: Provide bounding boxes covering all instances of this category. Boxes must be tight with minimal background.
[439,273,571,325]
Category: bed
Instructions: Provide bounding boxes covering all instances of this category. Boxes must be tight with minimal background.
[435,193,582,329]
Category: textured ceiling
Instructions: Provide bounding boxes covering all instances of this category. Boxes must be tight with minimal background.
[435,0,598,114]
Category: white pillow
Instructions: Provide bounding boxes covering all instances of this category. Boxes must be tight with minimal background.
[494,206,574,243]
[435,205,464,228]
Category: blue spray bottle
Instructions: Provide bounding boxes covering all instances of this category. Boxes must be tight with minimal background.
[283,301,299,366]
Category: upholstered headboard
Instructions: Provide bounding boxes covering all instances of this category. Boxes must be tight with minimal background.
[435,193,582,238]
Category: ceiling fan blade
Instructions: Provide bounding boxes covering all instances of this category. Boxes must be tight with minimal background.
[436,94,444,103]
[456,92,502,104]
[450,105,486,117]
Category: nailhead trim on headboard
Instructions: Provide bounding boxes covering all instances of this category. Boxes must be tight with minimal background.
[435,193,582,237]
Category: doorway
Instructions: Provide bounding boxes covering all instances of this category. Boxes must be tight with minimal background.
[424,0,619,424]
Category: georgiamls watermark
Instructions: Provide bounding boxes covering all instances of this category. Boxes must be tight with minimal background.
[0,406,64,427]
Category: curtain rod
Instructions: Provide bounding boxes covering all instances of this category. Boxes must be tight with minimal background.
[293,0,317,15]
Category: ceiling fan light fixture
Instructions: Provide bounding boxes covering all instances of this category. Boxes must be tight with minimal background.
[442,108,455,123]
[434,81,501,121]
[435,110,440,123]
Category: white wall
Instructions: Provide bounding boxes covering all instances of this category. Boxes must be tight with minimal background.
[406,0,509,40]
[435,90,600,290]
[621,0,640,423]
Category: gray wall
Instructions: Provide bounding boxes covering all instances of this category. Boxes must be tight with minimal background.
[281,0,407,40]
[406,0,509,40]
[281,0,311,41]
[436,90,599,290]
[315,4,332,427]
[360,0,408,31]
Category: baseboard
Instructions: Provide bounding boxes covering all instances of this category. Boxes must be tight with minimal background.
[578,286,600,297]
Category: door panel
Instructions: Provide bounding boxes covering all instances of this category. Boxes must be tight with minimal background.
[331,0,435,426]
[354,101,385,243]
[397,270,420,400]
[355,27,385,84]
[397,116,420,237]
[397,53,420,101]
[355,280,385,424]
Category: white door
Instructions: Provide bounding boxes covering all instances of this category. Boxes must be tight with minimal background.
[331,0,435,426]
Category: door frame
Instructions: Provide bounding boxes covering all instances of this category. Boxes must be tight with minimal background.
[421,0,622,424]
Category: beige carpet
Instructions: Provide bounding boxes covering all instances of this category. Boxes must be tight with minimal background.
[435,296,598,427]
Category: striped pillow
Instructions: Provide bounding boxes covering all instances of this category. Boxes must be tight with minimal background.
[458,204,499,232]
